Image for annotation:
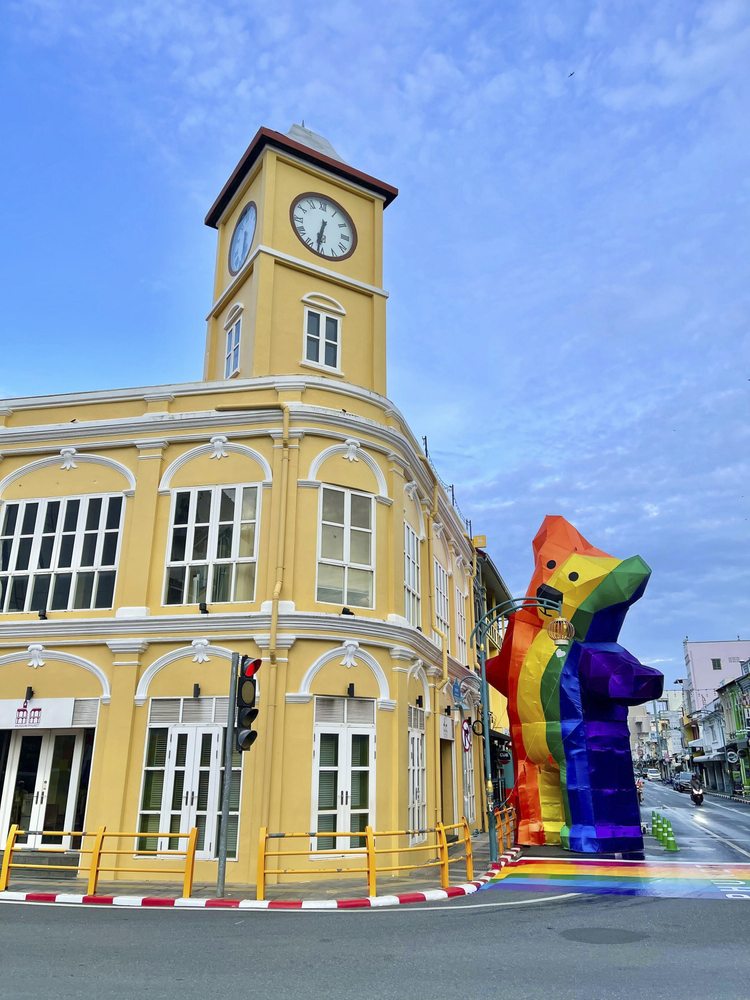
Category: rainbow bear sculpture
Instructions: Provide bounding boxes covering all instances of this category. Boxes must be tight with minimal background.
[487,516,663,854]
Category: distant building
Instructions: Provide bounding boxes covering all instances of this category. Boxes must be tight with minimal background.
[682,639,750,714]
[716,660,750,795]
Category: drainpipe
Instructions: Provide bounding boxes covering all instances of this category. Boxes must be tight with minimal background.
[261,403,290,828]
[424,481,448,825]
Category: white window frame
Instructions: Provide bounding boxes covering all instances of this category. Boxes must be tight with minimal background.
[404,521,421,628]
[137,702,242,862]
[316,486,375,609]
[310,697,376,857]
[0,493,124,614]
[163,483,260,607]
[224,307,242,378]
[455,585,468,664]
[462,721,476,824]
[433,559,450,647]
[302,306,342,374]
[407,704,427,845]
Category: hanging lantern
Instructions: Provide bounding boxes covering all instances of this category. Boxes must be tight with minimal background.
[546,617,575,646]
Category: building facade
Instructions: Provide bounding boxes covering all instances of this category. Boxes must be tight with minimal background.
[683,639,750,715]
[0,125,500,886]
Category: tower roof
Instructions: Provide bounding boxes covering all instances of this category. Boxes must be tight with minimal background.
[205,125,398,229]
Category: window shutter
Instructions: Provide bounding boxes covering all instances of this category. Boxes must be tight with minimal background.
[214,697,229,723]
[346,699,375,726]
[72,698,99,726]
[315,697,345,724]
[149,698,181,724]
[181,698,214,724]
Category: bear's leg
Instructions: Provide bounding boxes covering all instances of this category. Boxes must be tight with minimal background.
[516,759,546,846]
[537,763,565,845]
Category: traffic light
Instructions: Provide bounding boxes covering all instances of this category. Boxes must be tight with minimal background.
[236,656,261,752]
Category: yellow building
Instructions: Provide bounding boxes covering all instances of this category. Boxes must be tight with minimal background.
[0,125,503,887]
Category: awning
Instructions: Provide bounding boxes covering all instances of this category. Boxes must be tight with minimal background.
[692,754,722,762]
[688,738,704,748]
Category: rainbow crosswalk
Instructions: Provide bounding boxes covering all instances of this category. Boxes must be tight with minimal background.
[480,859,750,900]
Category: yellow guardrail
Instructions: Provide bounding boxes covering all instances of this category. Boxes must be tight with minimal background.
[494,804,517,855]
[0,824,198,898]
[257,817,473,901]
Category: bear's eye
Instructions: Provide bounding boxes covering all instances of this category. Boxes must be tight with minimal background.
[546,560,556,569]
[568,571,579,581]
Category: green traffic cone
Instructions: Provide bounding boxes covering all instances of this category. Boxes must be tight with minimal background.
[665,821,679,852]
[653,814,661,839]
[660,818,669,846]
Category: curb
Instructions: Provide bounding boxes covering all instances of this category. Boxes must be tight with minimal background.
[703,791,750,807]
[0,849,521,911]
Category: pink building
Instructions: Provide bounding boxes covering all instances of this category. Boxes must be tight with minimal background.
[683,639,750,714]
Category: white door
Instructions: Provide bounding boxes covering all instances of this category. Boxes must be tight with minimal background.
[408,729,426,845]
[0,730,84,849]
[312,727,375,853]
[137,726,239,861]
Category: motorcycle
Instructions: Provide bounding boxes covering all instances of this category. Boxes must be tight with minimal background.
[691,787,704,806]
[636,780,644,804]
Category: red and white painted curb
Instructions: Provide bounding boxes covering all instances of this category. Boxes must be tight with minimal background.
[0,848,521,910]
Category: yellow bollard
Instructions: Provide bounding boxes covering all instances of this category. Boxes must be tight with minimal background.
[0,825,19,891]
[256,827,267,901]
[365,826,377,898]
[462,817,473,882]
[182,827,198,898]
[86,827,106,897]
[436,822,450,889]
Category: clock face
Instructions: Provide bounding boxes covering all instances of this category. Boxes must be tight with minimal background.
[290,193,357,260]
[228,201,257,274]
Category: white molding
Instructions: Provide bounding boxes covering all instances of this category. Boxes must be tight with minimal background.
[115,606,151,619]
[0,648,111,703]
[407,658,431,716]
[404,481,426,540]
[106,640,149,655]
[300,292,346,315]
[134,643,240,706]
[252,633,296,650]
[307,442,388,499]
[224,303,244,328]
[293,644,391,703]
[0,450,136,500]
[158,439,272,493]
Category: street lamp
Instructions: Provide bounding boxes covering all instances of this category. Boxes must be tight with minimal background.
[469,594,562,862]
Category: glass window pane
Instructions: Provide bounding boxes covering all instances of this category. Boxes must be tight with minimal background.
[321,524,344,561]
[350,494,371,529]
[347,568,373,608]
[94,571,116,608]
[350,529,370,566]
[306,337,319,362]
[170,527,187,563]
[137,813,161,853]
[175,733,188,768]
[192,526,209,561]
[80,533,97,567]
[319,733,339,767]
[50,573,72,610]
[29,575,51,612]
[171,770,185,811]
[232,345,239,371]
[324,340,337,367]
[174,493,190,525]
[85,498,102,531]
[1,504,18,536]
[43,501,60,534]
[63,499,80,532]
[146,729,168,767]
[106,496,123,529]
[351,734,369,768]
[215,814,239,860]
[317,563,344,604]
[1,538,12,572]
[100,532,118,566]
[325,317,338,342]
[73,572,95,609]
[219,488,235,522]
[225,354,232,379]
[58,535,74,568]
[141,770,165,811]
[234,562,256,602]
[215,524,233,559]
[196,769,210,811]
[212,563,231,603]
[316,814,336,851]
[21,503,38,536]
[307,311,320,338]
[15,538,32,571]
[233,321,241,348]
[8,576,29,611]
[322,488,345,524]
[241,488,257,521]
[38,535,54,569]
[165,567,185,605]
[200,733,212,768]
[187,565,207,604]
[238,523,255,558]
[195,491,212,524]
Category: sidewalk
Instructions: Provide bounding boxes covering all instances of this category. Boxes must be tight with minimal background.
[703,789,750,806]
[1,834,498,904]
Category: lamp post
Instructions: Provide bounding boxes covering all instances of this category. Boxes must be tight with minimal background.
[469,595,565,862]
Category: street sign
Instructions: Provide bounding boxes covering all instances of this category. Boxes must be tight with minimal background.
[452,680,462,703]
[727,750,740,764]
[462,719,471,752]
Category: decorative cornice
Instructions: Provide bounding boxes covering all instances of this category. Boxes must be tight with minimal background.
[106,639,149,654]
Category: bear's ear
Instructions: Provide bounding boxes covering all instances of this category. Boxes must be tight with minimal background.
[527,515,612,597]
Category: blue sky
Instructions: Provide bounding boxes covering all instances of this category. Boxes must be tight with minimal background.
[1,1,748,677]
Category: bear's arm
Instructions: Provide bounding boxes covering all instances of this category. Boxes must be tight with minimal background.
[577,643,664,706]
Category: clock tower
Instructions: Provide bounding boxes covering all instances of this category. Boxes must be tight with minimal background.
[203,125,398,395]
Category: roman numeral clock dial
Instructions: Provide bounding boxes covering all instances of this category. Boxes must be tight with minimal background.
[290,194,357,260]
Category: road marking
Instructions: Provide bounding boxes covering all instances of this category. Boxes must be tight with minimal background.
[691,822,750,859]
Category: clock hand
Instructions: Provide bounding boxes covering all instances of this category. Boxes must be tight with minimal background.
[316,219,327,249]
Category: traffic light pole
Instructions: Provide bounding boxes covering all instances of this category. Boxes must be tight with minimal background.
[217,650,239,898]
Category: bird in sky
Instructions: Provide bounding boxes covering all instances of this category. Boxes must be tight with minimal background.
[568,72,575,77]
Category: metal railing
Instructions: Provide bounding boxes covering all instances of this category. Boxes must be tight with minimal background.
[257,818,473,901]
[494,805,517,856]
[0,824,198,898]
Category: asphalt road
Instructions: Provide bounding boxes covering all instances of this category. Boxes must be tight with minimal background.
[640,779,750,863]
[2,890,749,1000]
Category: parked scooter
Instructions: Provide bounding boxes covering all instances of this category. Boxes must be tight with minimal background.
[690,786,704,806]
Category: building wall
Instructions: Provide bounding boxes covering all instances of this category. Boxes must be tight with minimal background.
[684,639,750,714]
